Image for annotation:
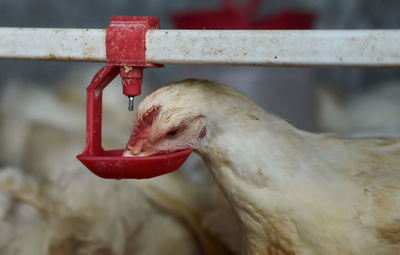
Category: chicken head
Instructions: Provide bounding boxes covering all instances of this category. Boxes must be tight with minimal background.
[124,81,208,157]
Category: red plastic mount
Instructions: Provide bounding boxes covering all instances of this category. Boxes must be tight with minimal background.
[106,16,163,97]
[106,16,160,66]
[77,17,192,179]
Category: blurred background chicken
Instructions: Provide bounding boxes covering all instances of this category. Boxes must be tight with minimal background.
[0,165,203,255]
[317,80,400,137]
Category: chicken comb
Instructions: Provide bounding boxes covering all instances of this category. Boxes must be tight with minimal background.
[128,105,161,146]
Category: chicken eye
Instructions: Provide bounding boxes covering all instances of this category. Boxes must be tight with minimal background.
[166,129,179,137]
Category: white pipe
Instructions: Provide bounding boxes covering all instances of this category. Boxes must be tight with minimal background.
[146,30,400,67]
[1,28,400,67]
[0,28,106,61]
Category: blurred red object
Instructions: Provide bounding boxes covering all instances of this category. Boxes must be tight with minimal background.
[171,0,315,29]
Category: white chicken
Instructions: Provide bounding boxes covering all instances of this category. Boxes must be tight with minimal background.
[124,79,400,255]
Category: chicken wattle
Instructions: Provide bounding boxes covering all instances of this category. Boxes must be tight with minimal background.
[125,79,400,255]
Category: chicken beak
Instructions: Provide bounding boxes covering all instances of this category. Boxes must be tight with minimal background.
[123,146,157,157]
[131,146,143,155]
[126,144,143,156]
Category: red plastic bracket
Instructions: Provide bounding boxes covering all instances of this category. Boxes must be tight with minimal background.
[106,16,160,66]
[106,16,163,97]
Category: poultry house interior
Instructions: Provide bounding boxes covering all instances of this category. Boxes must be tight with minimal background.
[0,0,400,254]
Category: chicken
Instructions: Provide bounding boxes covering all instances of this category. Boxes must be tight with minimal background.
[124,79,400,255]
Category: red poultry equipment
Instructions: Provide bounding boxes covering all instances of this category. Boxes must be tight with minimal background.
[76,16,192,179]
